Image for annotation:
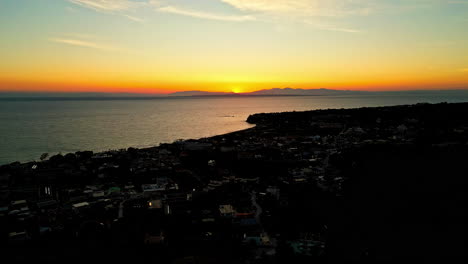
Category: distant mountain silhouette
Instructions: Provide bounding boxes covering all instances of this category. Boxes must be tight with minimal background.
[168,88,369,97]
[3,88,467,99]
[167,91,235,97]
[244,88,369,96]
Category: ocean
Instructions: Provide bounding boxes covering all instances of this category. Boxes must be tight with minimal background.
[1,92,468,165]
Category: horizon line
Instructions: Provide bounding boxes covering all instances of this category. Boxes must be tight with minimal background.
[1,87,468,96]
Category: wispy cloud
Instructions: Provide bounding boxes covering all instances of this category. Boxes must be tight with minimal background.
[217,0,370,32]
[66,0,371,27]
[124,14,144,22]
[220,0,374,18]
[67,0,458,31]
[219,0,468,33]
[68,0,142,12]
[220,0,466,18]
[49,37,119,51]
[68,0,145,21]
[158,6,255,22]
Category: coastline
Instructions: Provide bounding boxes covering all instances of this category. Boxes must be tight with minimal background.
[3,101,468,167]
[4,92,468,166]
[1,101,466,262]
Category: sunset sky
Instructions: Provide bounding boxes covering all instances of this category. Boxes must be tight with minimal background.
[1,0,468,93]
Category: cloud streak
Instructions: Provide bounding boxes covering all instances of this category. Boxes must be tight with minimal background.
[68,0,141,12]
[68,0,368,27]
[158,6,255,22]
[49,37,119,51]
[218,0,370,32]
[220,0,374,18]
[124,14,144,22]
[68,0,145,22]
[69,0,255,22]
[68,1,453,32]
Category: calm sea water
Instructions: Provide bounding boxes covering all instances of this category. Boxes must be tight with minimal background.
[1,92,468,165]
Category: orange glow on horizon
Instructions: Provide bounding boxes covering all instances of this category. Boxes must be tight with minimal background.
[1,69,468,94]
[2,61,468,94]
[1,78,468,94]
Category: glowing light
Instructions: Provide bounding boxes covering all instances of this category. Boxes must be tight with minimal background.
[231,87,243,93]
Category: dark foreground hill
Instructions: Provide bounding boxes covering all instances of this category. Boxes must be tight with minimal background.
[246,102,467,262]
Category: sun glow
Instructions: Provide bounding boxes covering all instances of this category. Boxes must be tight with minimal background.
[231,87,243,94]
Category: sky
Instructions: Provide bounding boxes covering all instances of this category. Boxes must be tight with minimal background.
[0,0,467,94]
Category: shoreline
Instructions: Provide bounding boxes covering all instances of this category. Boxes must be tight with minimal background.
[1,101,466,167]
